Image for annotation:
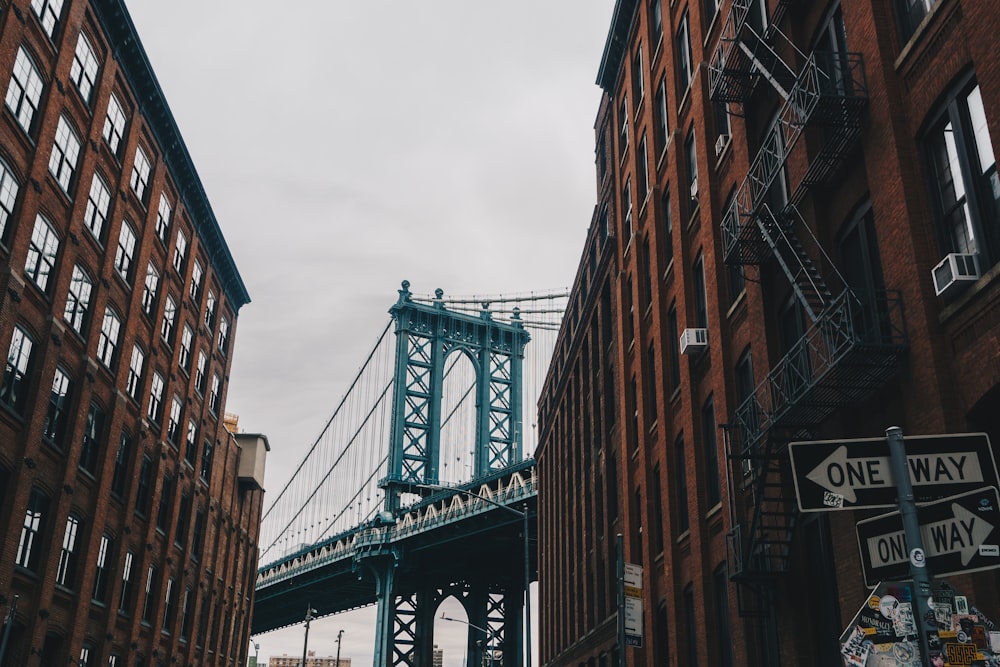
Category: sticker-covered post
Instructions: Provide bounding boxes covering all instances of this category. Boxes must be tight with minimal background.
[886,426,933,666]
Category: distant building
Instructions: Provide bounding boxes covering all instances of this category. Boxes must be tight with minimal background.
[0,0,265,665]
[268,650,351,667]
[433,644,444,667]
[538,0,1000,666]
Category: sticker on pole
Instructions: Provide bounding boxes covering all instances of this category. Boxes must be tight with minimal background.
[910,548,926,568]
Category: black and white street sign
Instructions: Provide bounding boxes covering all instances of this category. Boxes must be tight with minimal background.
[788,433,997,511]
[855,486,1000,587]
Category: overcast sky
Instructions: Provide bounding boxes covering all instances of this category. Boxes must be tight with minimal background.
[124,1,614,664]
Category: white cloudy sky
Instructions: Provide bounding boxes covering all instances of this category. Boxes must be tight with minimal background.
[124,1,613,664]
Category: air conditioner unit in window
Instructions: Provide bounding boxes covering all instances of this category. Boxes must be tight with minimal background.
[932,252,980,296]
[715,134,729,157]
[689,177,699,200]
[679,327,708,355]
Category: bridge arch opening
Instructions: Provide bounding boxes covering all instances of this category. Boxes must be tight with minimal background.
[439,348,478,485]
[434,595,475,666]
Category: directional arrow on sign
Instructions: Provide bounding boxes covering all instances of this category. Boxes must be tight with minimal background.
[789,433,998,511]
[856,486,1000,587]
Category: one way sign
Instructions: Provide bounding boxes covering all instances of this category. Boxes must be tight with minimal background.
[855,486,1000,587]
[788,433,997,511]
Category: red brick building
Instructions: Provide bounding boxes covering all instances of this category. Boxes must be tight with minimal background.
[537,0,1000,665]
[0,0,267,665]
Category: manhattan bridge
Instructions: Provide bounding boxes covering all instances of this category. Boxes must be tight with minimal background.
[251,281,567,666]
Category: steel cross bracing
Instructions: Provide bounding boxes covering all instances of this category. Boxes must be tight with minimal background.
[253,283,564,666]
[708,2,908,589]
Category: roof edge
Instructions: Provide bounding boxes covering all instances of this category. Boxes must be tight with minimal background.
[596,0,639,92]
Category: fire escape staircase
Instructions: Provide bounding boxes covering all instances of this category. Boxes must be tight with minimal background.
[711,3,909,599]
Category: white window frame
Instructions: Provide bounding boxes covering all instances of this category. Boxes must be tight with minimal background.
[102,93,127,157]
[130,146,150,201]
[114,220,137,281]
[97,307,121,368]
[142,262,159,316]
[5,46,44,133]
[155,193,172,244]
[0,158,19,238]
[30,0,64,38]
[83,173,111,241]
[148,372,165,423]
[25,213,59,292]
[126,344,144,399]
[64,264,93,333]
[49,115,81,192]
[69,32,99,104]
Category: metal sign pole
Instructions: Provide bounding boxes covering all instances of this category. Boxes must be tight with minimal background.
[886,426,933,666]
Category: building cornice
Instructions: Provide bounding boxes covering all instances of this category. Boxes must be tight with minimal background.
[596,0,638,93]
[91,0,251,310]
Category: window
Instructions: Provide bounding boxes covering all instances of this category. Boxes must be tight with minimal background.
[655,75,669,154]
[79,403,105,475]
[179,324,193,371]
[897,0,937,42]
[195,350,208,394]
[651,0,663,46]
[667,303,680,390]
[130,146,150,201]
[141,263,159,316]
[619,96,629,156]
[662,187,673,264]
[2,325,34,413]
[643,341,656,425]
[714,564,734,667]
[64,265,93,334]
[702,396,720,507]
[191,509,205,561]
[119,550,136,614]
[83,173,111,241]
[693,253,708,328]
[70,33,99,103]
[161,295,177,343]
[114,221,137,281]
[175,494,191,548]
[190,259,203,302]
[30,0,64,37]
[173,228,187,273]
[652,466,665,554]
[25,214,59,292]
[632,47,644,103]
[840,203,888,335]
[623,178,633,242]
[126,344,144,399]
[637,134,649,200]
[162,577,176,632]
[156,475,173,531]
[0,158,19,239]
[200,439,214,482]
[142,565,158,623]
[704,0,721,26]
[49,115,81,192]
[56,514,81,587]
[685,128,698,205]
[204,290,216,330]
[134,455,152,516]
[92,533,111,602]
[155,194,172,244]
[97,306,121,369]
[734,349,759,452]
[15,488,48,571]
[102,93,127,156]
[79,644,94,667]
[5,46,44,133]
[167,396,182,444]
[185,419,198,466]
[677,11,693,93]
[43,367,72,446]
[675,434,689,533]
[684,584,698,666]
[180,588,193,641]
[147,372,165,423]
[926,81,1000,267]
[110,431,129,497]
[218,316,230,355]
[655,601,670,666]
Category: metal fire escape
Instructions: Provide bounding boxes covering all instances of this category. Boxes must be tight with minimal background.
[710,0,908,600]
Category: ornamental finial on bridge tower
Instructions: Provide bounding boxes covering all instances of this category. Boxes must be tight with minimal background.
[480,301,492,321]
[397,280,412,305]
[512,307,522,324]
[433,288,445,309]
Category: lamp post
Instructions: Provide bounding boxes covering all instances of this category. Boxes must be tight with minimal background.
[251,640,260,667]
[441,614,495,667]
[301,605,317,667]
[335,628,344,667]
[412,483,532,667]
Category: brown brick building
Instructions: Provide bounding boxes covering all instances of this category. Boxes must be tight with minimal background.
[537,0,1000,665]
[0,0,267,665]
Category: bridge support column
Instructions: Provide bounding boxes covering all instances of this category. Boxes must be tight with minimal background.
[503,586,524,667]
[372,560,397,667]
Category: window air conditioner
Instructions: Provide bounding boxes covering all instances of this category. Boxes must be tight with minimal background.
[679,327,708,355]
[715,134,729,157]
[689,177,699,200]
[932,252,980,296]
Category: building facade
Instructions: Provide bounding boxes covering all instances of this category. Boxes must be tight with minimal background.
[268,651,351,667]
[0,0,266,665]
[537,0,1000,665]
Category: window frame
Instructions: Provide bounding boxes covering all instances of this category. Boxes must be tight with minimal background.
[49,115,82,192]
[5,46,44,134]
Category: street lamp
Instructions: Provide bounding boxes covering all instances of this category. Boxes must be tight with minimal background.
[441,614,496,667]
[412,482,532,667]
[335,628,344,667]
[301,605,317,667]
[251,640,260,666]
